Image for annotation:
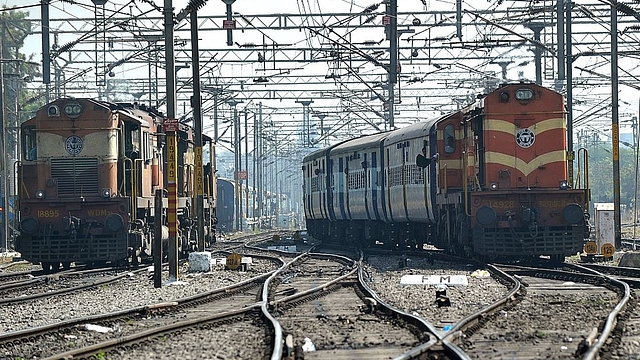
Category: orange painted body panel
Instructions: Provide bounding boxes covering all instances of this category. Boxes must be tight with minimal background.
[482,85,567,189]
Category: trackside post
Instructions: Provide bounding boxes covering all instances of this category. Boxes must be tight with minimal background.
[154,189,162,288]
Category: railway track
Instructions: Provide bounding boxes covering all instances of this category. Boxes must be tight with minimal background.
[0,253,283,359]
[10,244,443,359]
[358,250,635,359]
[10,242,304,359]
[455,264,621,359]
[267,252,440,359]
[566,262,640,359]
[3,232,640,359]
[0,267,146,305]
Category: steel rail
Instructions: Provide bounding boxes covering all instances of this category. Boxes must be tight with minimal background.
[41,306,261,360]
[565,263,631,360]
[0,260,282,344]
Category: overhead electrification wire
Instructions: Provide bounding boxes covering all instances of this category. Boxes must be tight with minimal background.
[0,2,39,11]
[50,0,156,58]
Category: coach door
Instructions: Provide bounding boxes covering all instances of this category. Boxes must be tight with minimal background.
[440,121,462,189]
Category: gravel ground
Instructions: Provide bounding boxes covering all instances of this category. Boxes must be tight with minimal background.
[4,245,624,359]
[277,286,418,356]
[0,255,279,334]
[363,254,510,328]
[461,275,619,359]
[107,315,271,360]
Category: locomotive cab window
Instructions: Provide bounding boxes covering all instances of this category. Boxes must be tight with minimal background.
[124,121,141,159]
[22,126,37,161]
[444,123,455,154]
[143,132,150,161]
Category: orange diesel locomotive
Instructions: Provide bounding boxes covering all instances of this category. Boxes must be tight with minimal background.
[16,99,217,270]
[303,83,589,261]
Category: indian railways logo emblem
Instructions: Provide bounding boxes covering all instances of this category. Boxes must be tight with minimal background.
[515,128,535,148]
[65,135,84,155]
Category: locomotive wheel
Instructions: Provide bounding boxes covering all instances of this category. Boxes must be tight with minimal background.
[42,262,60,272]
[41,262,52,272]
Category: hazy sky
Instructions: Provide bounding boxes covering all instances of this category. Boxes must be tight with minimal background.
[4,0,640,141]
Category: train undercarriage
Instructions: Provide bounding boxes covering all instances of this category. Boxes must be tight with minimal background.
[17,204,215,272]
[306,215,584,262]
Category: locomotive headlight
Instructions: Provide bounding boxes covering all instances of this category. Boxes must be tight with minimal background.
[63,103,82,117]
[489,182,498,191]
[35,190,45,199]
[559,180,569,190]
[476,206,497,226]
[101,188,111,198]
[105,213,124,232]
[563,203,584,224]
[20,216,39,235]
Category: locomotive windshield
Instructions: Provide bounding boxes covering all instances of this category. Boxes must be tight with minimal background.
[124,121,140,159]
[444,123,455,154]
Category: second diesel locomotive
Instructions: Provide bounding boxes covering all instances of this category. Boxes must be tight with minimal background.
[16,98,217,270]
[216,178,235,234]
[303,83,590,261]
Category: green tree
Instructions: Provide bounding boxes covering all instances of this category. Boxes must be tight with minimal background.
[587,142,640,220]
[0,6,39,242]
[0,6,41,121]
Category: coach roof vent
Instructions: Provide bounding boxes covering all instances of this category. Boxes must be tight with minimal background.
[47,105,60,117]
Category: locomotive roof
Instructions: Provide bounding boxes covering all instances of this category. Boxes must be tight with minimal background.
[37,98,155,127]
[115,103,160,127]
[458,82,558,114]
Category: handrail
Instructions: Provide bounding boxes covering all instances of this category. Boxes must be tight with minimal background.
[463,151,470,216]
[443,163,448,197]
[575,147,589,190]
[122,158,133,221]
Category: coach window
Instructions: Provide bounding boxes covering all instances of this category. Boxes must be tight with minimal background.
[444,123,455,154]
[23,126,37,161]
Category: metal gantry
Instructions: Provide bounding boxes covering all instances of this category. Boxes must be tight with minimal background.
[0,0,638,244]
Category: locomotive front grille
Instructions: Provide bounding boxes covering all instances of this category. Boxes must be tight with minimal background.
[51,158,99,196]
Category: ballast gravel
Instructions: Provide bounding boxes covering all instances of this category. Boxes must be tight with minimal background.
[363,254,510,328]
[0,255,279,334]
